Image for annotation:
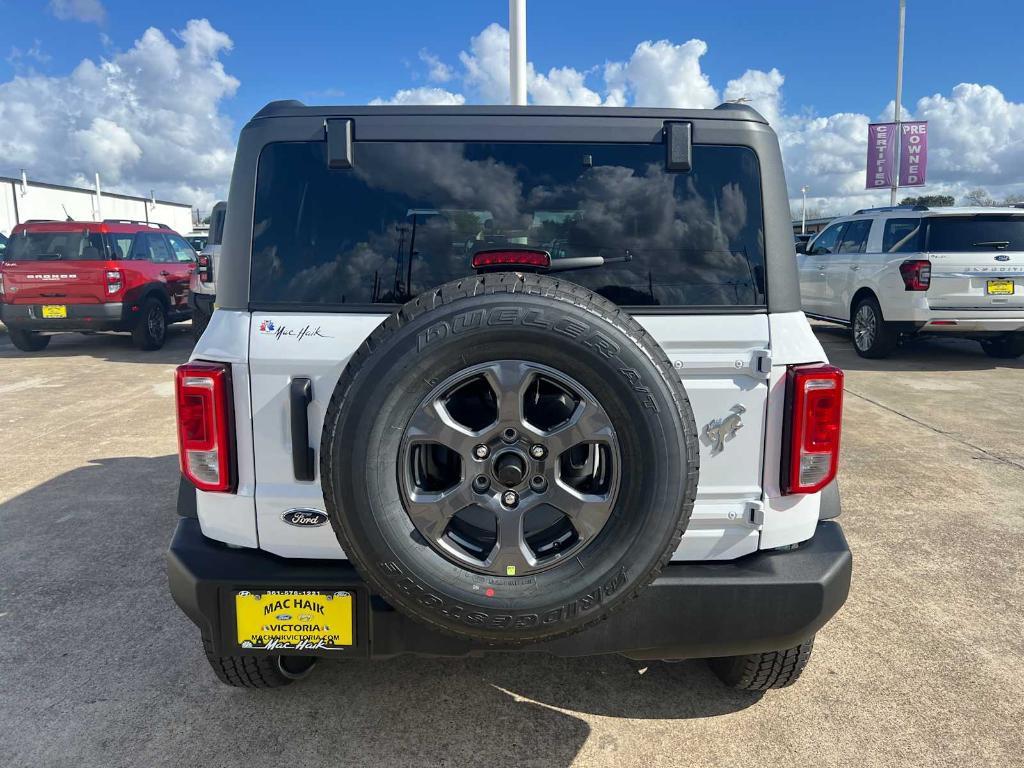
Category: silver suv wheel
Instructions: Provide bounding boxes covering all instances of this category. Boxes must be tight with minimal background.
[399,360,620,577]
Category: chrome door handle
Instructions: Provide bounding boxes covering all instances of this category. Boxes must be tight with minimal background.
[159,270,170,276]
[850,265,860,271]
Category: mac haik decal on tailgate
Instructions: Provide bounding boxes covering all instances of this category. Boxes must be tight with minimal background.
[258,319,333,341]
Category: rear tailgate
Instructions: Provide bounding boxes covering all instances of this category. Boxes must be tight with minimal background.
[247,312,771,563]
[925,215,1024,310]
[2,260,112,304]
[928,251,1024,309]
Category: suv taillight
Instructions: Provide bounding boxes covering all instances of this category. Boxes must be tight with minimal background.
[197,254,213,283]
[106,269,123,295]
[175,361,235,492]
[782,364,844,495]
[899,259,931,291]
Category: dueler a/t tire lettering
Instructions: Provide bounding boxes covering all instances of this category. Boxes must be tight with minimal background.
[320,273,699,644]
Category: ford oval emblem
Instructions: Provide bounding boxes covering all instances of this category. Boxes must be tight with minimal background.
[282,508,329,527]
[995,254,1010,261]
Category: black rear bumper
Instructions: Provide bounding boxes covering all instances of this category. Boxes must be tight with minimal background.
[189,290,215,315]
[1,302,126,331]
[167,518,852,661]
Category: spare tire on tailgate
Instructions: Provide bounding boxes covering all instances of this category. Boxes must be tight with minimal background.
[321,273,699,644]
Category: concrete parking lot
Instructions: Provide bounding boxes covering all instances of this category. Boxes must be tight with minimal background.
[0,323,1021,768]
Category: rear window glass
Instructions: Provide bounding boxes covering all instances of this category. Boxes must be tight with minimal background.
[925,215,1024,252]
[209,205,226,246]
[882,218,922,252]
[7,230,107,261]
[250,141,766,308]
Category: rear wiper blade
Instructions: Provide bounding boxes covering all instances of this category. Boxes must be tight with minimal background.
[547,251,633,273]
[972,240,1011,249]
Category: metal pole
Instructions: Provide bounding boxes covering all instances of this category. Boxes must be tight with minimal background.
[891,0,906,206]
[800,186,809,234]
[509,0,527,105]
[94,172,103,220]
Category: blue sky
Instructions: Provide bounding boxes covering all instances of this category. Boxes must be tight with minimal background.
[1,0,1022,213]
[3,0,1019,125]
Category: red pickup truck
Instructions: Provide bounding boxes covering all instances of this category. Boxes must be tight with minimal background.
[0,220,196,351]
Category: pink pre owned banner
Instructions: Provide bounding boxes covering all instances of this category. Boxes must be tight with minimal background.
[865,121,928,190]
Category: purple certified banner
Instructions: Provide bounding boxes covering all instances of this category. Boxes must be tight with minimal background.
[899,121,928,187]
[866,122,896,189]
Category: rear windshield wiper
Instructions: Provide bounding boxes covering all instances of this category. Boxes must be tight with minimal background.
[972,240,1011,249]
[547,252,633,273]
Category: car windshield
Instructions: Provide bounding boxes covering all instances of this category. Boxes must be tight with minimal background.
[250,141,767,308]
[925,215,1024,252]
[7,230,108,261]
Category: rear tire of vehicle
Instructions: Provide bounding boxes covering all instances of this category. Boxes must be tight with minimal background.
[203,643,317,689]
[708,637,815,691]
[132,298,167,351]
[851,296,897,358]
[191,303,211,342]
[321,273,700,646]
[9,328,51,352]
[980,333,1024,359]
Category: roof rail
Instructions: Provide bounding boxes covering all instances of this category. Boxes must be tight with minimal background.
[102,219,169,229]
[852,205,929,214]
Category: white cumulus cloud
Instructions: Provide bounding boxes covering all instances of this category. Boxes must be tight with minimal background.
[419,49,453,83]
[0,18,239,210]
[370,87,465,106]
[605,39,719,109]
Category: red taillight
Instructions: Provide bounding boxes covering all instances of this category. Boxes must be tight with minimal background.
[106,269,122,295]
[197,254,213,283]
[175,361,235,492]
[899,259,931,291]
[471,249,551,269]
[782,364,844,495]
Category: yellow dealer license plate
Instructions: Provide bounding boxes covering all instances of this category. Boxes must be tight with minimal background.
[235,590,353,650]
[41,304,67,318]
[987,280,1014,295]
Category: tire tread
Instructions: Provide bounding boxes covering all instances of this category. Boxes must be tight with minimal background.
[710,637,815,691]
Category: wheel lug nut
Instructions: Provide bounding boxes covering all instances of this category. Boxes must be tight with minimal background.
[473,475,490,492]
[529,444,547,460]
[473,444,490,459]
[502,491,519,508]
[530,475,547,492]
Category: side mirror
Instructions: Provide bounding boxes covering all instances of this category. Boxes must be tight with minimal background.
[795,241,809,254]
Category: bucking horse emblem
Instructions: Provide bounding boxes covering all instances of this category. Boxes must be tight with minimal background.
[704,404,746,454]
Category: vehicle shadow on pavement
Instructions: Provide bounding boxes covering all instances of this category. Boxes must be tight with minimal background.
[0,454,756,768]
[811,324,1023,372]
[0,324,193,364]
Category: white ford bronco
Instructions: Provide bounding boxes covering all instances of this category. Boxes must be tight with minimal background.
[168,102,852,691]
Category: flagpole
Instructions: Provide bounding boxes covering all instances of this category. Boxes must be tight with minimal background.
[891,0,906,206]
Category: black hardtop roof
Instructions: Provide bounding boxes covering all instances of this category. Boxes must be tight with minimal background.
[250,99,766,124]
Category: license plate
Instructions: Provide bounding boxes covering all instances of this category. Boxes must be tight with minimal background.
[235,590,353,650]
[41,304,67,318]
[987,280,1014,295]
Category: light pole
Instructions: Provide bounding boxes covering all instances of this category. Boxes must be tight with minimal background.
[509,0,527,105]
[891,0,906,206]
[800,185,809,234]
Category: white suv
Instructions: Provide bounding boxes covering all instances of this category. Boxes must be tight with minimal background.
[168,101,852,692]
[797,206,1024,358]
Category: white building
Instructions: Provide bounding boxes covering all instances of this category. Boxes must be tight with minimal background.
[0,175,194,237]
